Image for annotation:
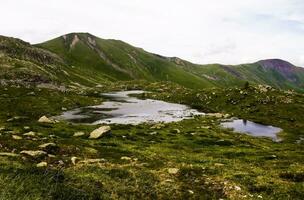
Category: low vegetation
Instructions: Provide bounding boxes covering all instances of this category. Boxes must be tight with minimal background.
[0,81,303,200]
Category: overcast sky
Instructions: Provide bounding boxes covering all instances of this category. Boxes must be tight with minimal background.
[0,0,303,66]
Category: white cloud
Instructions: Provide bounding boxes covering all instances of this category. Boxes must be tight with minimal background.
[0,0,303,66]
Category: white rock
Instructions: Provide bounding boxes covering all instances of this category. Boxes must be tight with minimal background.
[168,168,179,174]
[0,152,19,157]
[38,116,54,123]
[36,161,47,168]
[71,156,78,165]
[121,156,132,160]
[235,186,241,191]
[20,150,47,158]
[89,126,111,139]
[23,131,36,137]
[79,158,106,164]
[12,135,22,140]
[73,132,85,137]
[38,143,57,149]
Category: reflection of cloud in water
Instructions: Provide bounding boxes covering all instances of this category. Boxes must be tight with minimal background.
[221,119,282,141]
[56,90,204,125]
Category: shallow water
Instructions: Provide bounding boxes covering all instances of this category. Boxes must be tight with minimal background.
[57,90,204,125]
[221,119,282,141]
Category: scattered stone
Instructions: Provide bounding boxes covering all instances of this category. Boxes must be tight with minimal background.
[39,143,56,149]
[58,160,64,166]
[73,131,85,137]
[38,143,58,153]
[89,126,111,139]
[0,152,19,157]
[223,114,230,118]
[23,126,31,130]
[79,158,106,164]
[7,116,22,122]
[38,116,54,123]
[27,92,35,96]
[48,154,56,158]
[168,168,179,174]
[61,107,67,111]
[71,156,78,165]
[214,163,225,167]
[200,126,211,129]
[188,190,194,194]
[12,135,22,140]
[149,131,158,135]
[20,150,47,158]
[0,127,5,131]
[234,186,241,191]
[171,129,181,134]
[36,161,47,168]
[23,131,36,137]
[150,123,166,130]
[121,156,132,161]
[206,113,224,118]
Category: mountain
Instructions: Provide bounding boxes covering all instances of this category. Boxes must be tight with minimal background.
[174,58,304,91]
[1,33,304,91]
[36,33,214,89]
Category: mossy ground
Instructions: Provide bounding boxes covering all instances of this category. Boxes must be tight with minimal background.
[0,82,303,200]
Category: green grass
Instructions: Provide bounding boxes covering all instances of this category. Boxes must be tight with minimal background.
[0,82,303,199]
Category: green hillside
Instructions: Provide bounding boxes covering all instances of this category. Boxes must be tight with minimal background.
[1,33,304,91]
[173,58,304,92]
[37,33,214,89]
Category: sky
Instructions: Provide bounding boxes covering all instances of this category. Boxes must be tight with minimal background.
[0,0,303,66]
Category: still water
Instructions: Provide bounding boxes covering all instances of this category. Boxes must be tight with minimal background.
[57,90,204,125]
[221,119,282,141]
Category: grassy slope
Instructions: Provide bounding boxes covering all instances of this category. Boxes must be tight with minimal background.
[181,62,304,92]
[37,33,215,89]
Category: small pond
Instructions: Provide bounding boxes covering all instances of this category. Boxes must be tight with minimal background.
[56,90,204,125]
[221,119,282,141]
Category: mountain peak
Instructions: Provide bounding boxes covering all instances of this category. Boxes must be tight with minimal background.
[257,59,295,69]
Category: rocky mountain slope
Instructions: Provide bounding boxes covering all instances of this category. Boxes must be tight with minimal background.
[1,33,304,91]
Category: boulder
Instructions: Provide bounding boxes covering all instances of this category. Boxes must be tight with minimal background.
[12,135,22,140]
[38,116,54,123]
[0,152,19,157]
[38,143,58,153]
[168,168,179,174]
[73,131,85,137]
[206,113,224,118]
[150,123,166,130]
[71,156,78,165]
[78,158,106,164]
[20,150,47,159]
[121,156,132,161]
[171,129,181,134]
[89,126,111,139]
[36,161,48,168]
[23,131,36,137]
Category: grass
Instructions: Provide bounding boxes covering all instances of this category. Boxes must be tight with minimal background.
[0,82,303,199]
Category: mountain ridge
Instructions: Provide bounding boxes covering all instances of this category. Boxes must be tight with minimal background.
[1,32,304,91]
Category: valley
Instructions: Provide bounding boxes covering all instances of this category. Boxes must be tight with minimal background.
[0,34,303,199]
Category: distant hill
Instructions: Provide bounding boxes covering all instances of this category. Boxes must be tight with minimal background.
[1,33,304,91]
